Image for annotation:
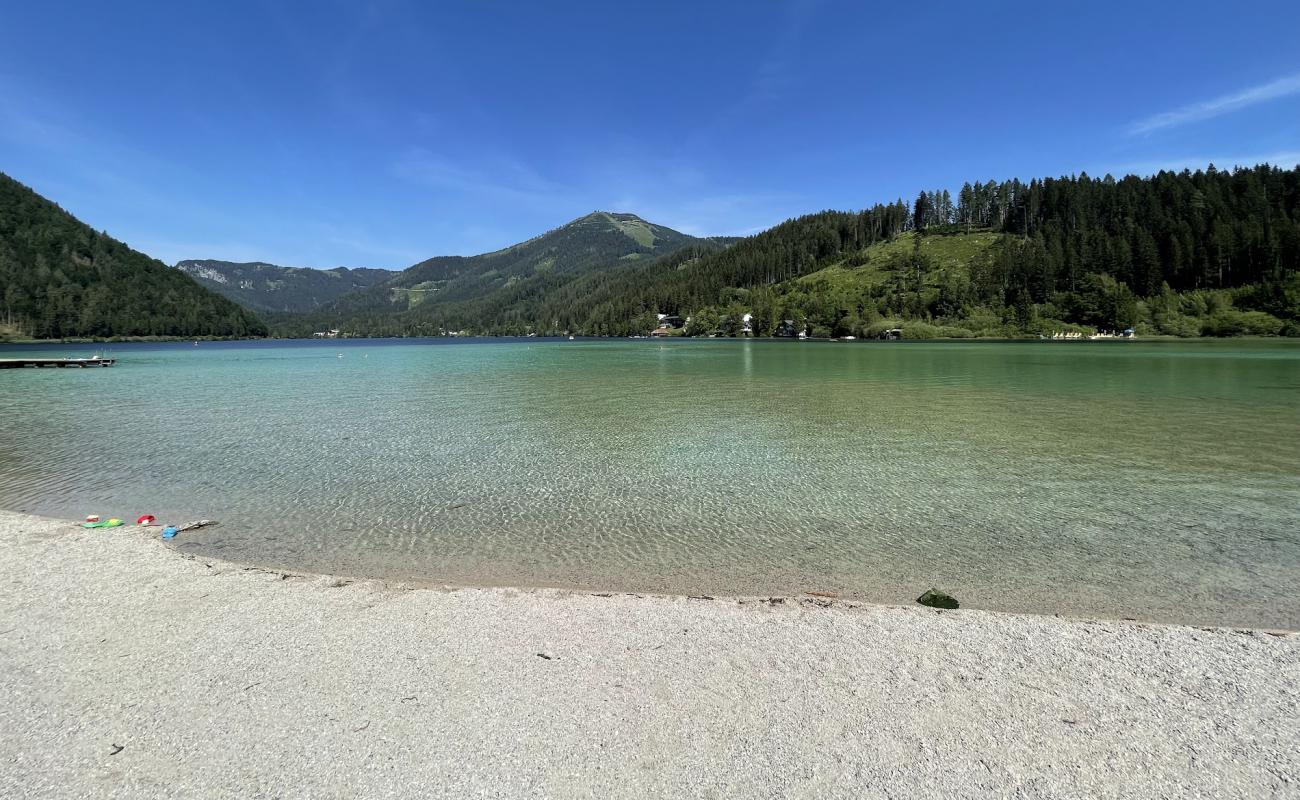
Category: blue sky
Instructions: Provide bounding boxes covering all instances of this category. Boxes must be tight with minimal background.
[3,0,1299,269]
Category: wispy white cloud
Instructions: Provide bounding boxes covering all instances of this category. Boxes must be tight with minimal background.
[679,0,821,155]
[318,229,425,266]
[0,75,239,227]
[748,0,820,103]
[574,147,804,237]
[1128,73,1300,135]
[606,190,802,238]
[140,225,425,270]
[391,147,574,211]
[0,102,80,153]
[391,143,791,236]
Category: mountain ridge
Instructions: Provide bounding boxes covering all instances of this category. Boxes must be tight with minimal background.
[272,164,1300,339]
[0,173,267,339]
[284,210,716,331]
[176,260,396,313]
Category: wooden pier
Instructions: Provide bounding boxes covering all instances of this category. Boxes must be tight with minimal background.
[0,357,116,369]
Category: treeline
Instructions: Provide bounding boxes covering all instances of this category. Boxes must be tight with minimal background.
[916,165,1300,296]
[0,173,267,339]
[274,164,1300,339]
[528,164,1300,338]
[314,212,705,324]
[474,204,917,336]
[177,260,396,313]
[268,240,733,338]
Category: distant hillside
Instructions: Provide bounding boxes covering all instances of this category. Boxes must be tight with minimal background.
[715,166,1300,339]
[0,173,266,339]
[272,211,717,336]
[278,164,1300,338]
[176,260,396,313]
[343,211,702,312]
[545,165,1300,338]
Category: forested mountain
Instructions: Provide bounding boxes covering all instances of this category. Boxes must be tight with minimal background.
[274,164,1298,338]
[176,260,395,313]
[0,173,267,339]
[10,165,1294,341]
[271,212,720,336]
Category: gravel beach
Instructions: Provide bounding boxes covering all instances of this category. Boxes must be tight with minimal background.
[1,510,1297,798]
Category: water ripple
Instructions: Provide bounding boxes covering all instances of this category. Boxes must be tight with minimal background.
[1,338,1298,628]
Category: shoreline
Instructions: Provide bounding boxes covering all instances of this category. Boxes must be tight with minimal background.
[11,509,1300,634]
[4,333,1293,345]
[2,508,1297,797]
[177,530,1299,636]
[19,509,1290,633]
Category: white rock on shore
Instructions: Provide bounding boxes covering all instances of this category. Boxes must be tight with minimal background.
[1,510,1297,798]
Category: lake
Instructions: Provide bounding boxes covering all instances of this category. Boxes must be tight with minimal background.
[1,337,1297,628]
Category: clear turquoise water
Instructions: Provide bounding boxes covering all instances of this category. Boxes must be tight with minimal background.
[2,338,1298,628]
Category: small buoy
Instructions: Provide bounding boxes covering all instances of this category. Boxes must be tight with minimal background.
[136,515,156,526]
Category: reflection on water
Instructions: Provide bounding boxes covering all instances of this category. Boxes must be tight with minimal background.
[1,337,1298,628]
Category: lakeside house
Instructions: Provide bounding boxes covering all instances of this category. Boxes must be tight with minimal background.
[774,319,800,338]
[650,312,687,336]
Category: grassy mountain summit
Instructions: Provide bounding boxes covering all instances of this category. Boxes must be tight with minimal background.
[12,164,1295,342]
[0,173,266,340]
[176,260,396,313]
[559,211,683,249]
[316,164,1300,339]
[365,210,701,311]
[271,211,718,335]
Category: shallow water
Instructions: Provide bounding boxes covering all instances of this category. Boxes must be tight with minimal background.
[2,337,1298,628]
